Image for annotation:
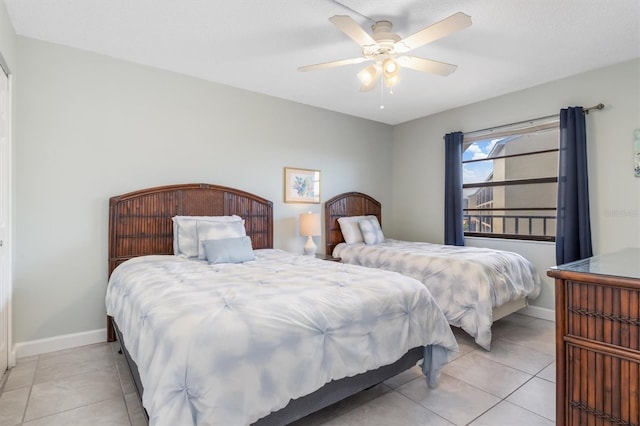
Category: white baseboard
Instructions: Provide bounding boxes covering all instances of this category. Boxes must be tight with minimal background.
[518,305,555,322]
[12,328,107,359]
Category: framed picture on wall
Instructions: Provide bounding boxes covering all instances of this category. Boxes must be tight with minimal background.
[284,167,321,203]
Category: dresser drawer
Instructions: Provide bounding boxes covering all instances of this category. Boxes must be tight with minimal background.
[566,342,640,425]
[565,280,640,352]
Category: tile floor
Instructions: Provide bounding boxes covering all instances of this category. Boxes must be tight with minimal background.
[0,313,555,425]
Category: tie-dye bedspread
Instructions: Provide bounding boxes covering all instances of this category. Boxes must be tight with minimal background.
[106,249,458,425]
[333,240,541,350]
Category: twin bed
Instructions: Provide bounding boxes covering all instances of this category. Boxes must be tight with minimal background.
[105,184,458,425]
[324,192,542,351]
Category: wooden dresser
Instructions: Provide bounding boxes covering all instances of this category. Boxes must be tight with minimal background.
[548,248,640,426]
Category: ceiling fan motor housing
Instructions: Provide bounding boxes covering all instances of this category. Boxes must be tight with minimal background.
[364,20,401,57]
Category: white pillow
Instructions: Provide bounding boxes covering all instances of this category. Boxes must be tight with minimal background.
[337,215,371,244]
[358,216,385,245]
[196,220,247,260]
[172,215,243,258]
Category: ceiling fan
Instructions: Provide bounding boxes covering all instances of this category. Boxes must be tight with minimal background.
[298,12,472,92]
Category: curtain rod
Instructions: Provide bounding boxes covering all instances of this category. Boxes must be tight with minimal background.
[457,103,605,139]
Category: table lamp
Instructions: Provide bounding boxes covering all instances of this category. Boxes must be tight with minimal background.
[299,212,321,256]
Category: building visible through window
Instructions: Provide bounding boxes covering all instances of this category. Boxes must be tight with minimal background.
[462,123,559,241]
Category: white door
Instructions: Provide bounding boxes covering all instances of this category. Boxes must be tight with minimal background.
[0,65,10,373]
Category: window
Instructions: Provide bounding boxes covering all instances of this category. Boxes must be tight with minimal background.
[462,122,559,241]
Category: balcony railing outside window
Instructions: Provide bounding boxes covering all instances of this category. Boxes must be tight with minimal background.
[463,212,556,241]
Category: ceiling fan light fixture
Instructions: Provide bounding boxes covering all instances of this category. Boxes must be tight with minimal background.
[357,63,380,91]
[381,58,400,88]
[382,58,399,78]
[384,74,400,88]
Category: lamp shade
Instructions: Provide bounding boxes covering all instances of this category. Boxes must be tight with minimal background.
[299,212,321,237]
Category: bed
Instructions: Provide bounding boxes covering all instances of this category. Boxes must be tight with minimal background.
[105,183,458,425]
[324,191,542,351]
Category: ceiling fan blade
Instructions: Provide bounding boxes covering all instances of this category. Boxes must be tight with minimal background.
[329,15,378,48]
[395,12,471,52]
[398,56,458,76]
[298,57,368,72]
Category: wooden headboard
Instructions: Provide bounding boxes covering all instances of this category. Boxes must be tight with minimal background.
[108,183,273,277]
[324,192,381,256]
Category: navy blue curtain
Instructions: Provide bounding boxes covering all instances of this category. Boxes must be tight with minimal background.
[444,131,464,246]
[556,107,592,265]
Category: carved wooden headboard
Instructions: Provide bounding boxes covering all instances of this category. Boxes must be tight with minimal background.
[324,192,381,256]
[108,183,273,277]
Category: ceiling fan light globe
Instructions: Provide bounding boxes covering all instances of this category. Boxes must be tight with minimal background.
[383,59,397,73]
[357,69,374,85]
[384,74,400,88]
[382,58,399,78]
[357,63,380,86]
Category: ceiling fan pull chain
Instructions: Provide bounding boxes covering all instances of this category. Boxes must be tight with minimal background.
[379,76,385,110]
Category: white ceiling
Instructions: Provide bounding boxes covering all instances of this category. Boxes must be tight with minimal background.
[4,0,640,125]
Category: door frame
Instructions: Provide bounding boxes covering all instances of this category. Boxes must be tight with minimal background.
[0,54,13,369]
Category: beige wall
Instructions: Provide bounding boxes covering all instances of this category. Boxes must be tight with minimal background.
[13,36,394,343]
[392,59,640,312]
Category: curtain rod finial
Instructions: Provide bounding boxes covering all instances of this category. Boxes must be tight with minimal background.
[585,103,605,114]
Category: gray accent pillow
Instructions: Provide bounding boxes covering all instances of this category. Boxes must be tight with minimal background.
[203,236,256,264]
[358,216,385,245]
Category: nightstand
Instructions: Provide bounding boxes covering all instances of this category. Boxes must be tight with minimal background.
[315,253,341,262]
